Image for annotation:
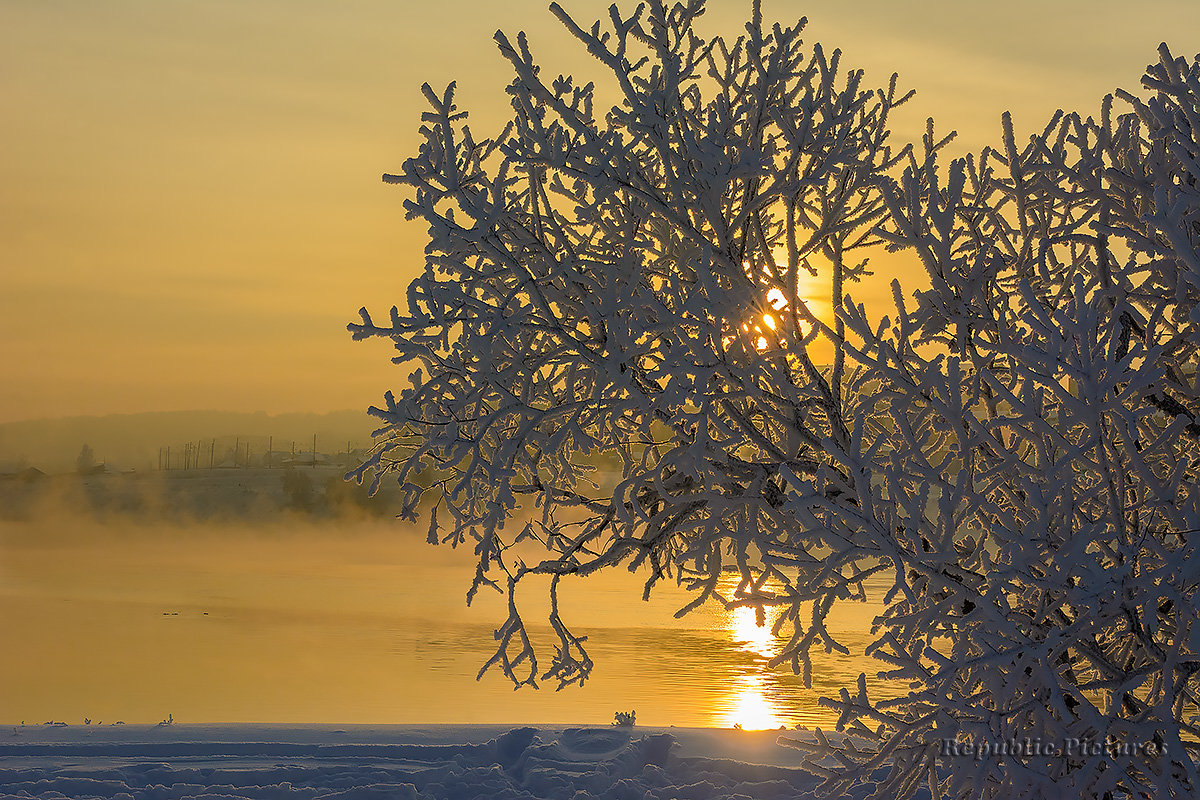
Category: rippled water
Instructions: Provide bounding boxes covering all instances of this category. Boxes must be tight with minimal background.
[0,518,903,729]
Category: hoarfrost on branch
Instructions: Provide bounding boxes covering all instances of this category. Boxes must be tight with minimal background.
[350,2,1200,795]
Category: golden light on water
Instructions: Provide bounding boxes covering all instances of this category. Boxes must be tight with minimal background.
[730,604,776,659]
[716,604,789,730]
[722,674,787,730]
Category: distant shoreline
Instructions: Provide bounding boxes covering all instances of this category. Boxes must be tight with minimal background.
[0,409,377,474]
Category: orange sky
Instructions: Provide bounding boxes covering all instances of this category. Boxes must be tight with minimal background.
[2,0,1197,422]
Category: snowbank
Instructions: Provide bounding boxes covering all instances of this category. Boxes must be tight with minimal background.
[0,723,888,799]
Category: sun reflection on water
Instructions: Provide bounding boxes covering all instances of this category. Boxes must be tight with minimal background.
[719,673,788,730]
[729,604,776,659]
[714,603,791,729]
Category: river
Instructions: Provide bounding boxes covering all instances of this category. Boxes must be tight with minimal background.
[0,516,902,729]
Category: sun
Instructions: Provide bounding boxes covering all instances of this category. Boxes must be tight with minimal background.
[761,287,789,330]
[741,287,793,351]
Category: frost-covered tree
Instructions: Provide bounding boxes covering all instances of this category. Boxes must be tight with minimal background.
[785,45,1200,799]
[76,443,96,475]
[350,1,1200,795]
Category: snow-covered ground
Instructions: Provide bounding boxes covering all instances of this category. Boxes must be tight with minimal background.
[0,723,891,800]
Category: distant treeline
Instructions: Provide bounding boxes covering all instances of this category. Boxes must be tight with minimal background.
[0,465,407,523]
[0,410,377,473]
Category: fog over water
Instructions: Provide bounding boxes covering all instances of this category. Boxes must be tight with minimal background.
[1,508,898,729]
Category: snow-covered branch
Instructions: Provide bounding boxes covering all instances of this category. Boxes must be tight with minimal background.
[352,3,1200,796]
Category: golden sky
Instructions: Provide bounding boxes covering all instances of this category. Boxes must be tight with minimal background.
[2,0,1196,422]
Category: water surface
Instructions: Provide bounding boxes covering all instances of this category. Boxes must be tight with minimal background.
[0,517,902,729]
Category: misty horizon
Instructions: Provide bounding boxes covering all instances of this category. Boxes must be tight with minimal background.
[5,2,1200,797]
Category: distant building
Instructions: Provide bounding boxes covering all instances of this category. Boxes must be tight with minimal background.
[335,448,370,467]
[261,450,296,468]
[280,452,331,467]
[81,462,130,476]
[0,465,46,483]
